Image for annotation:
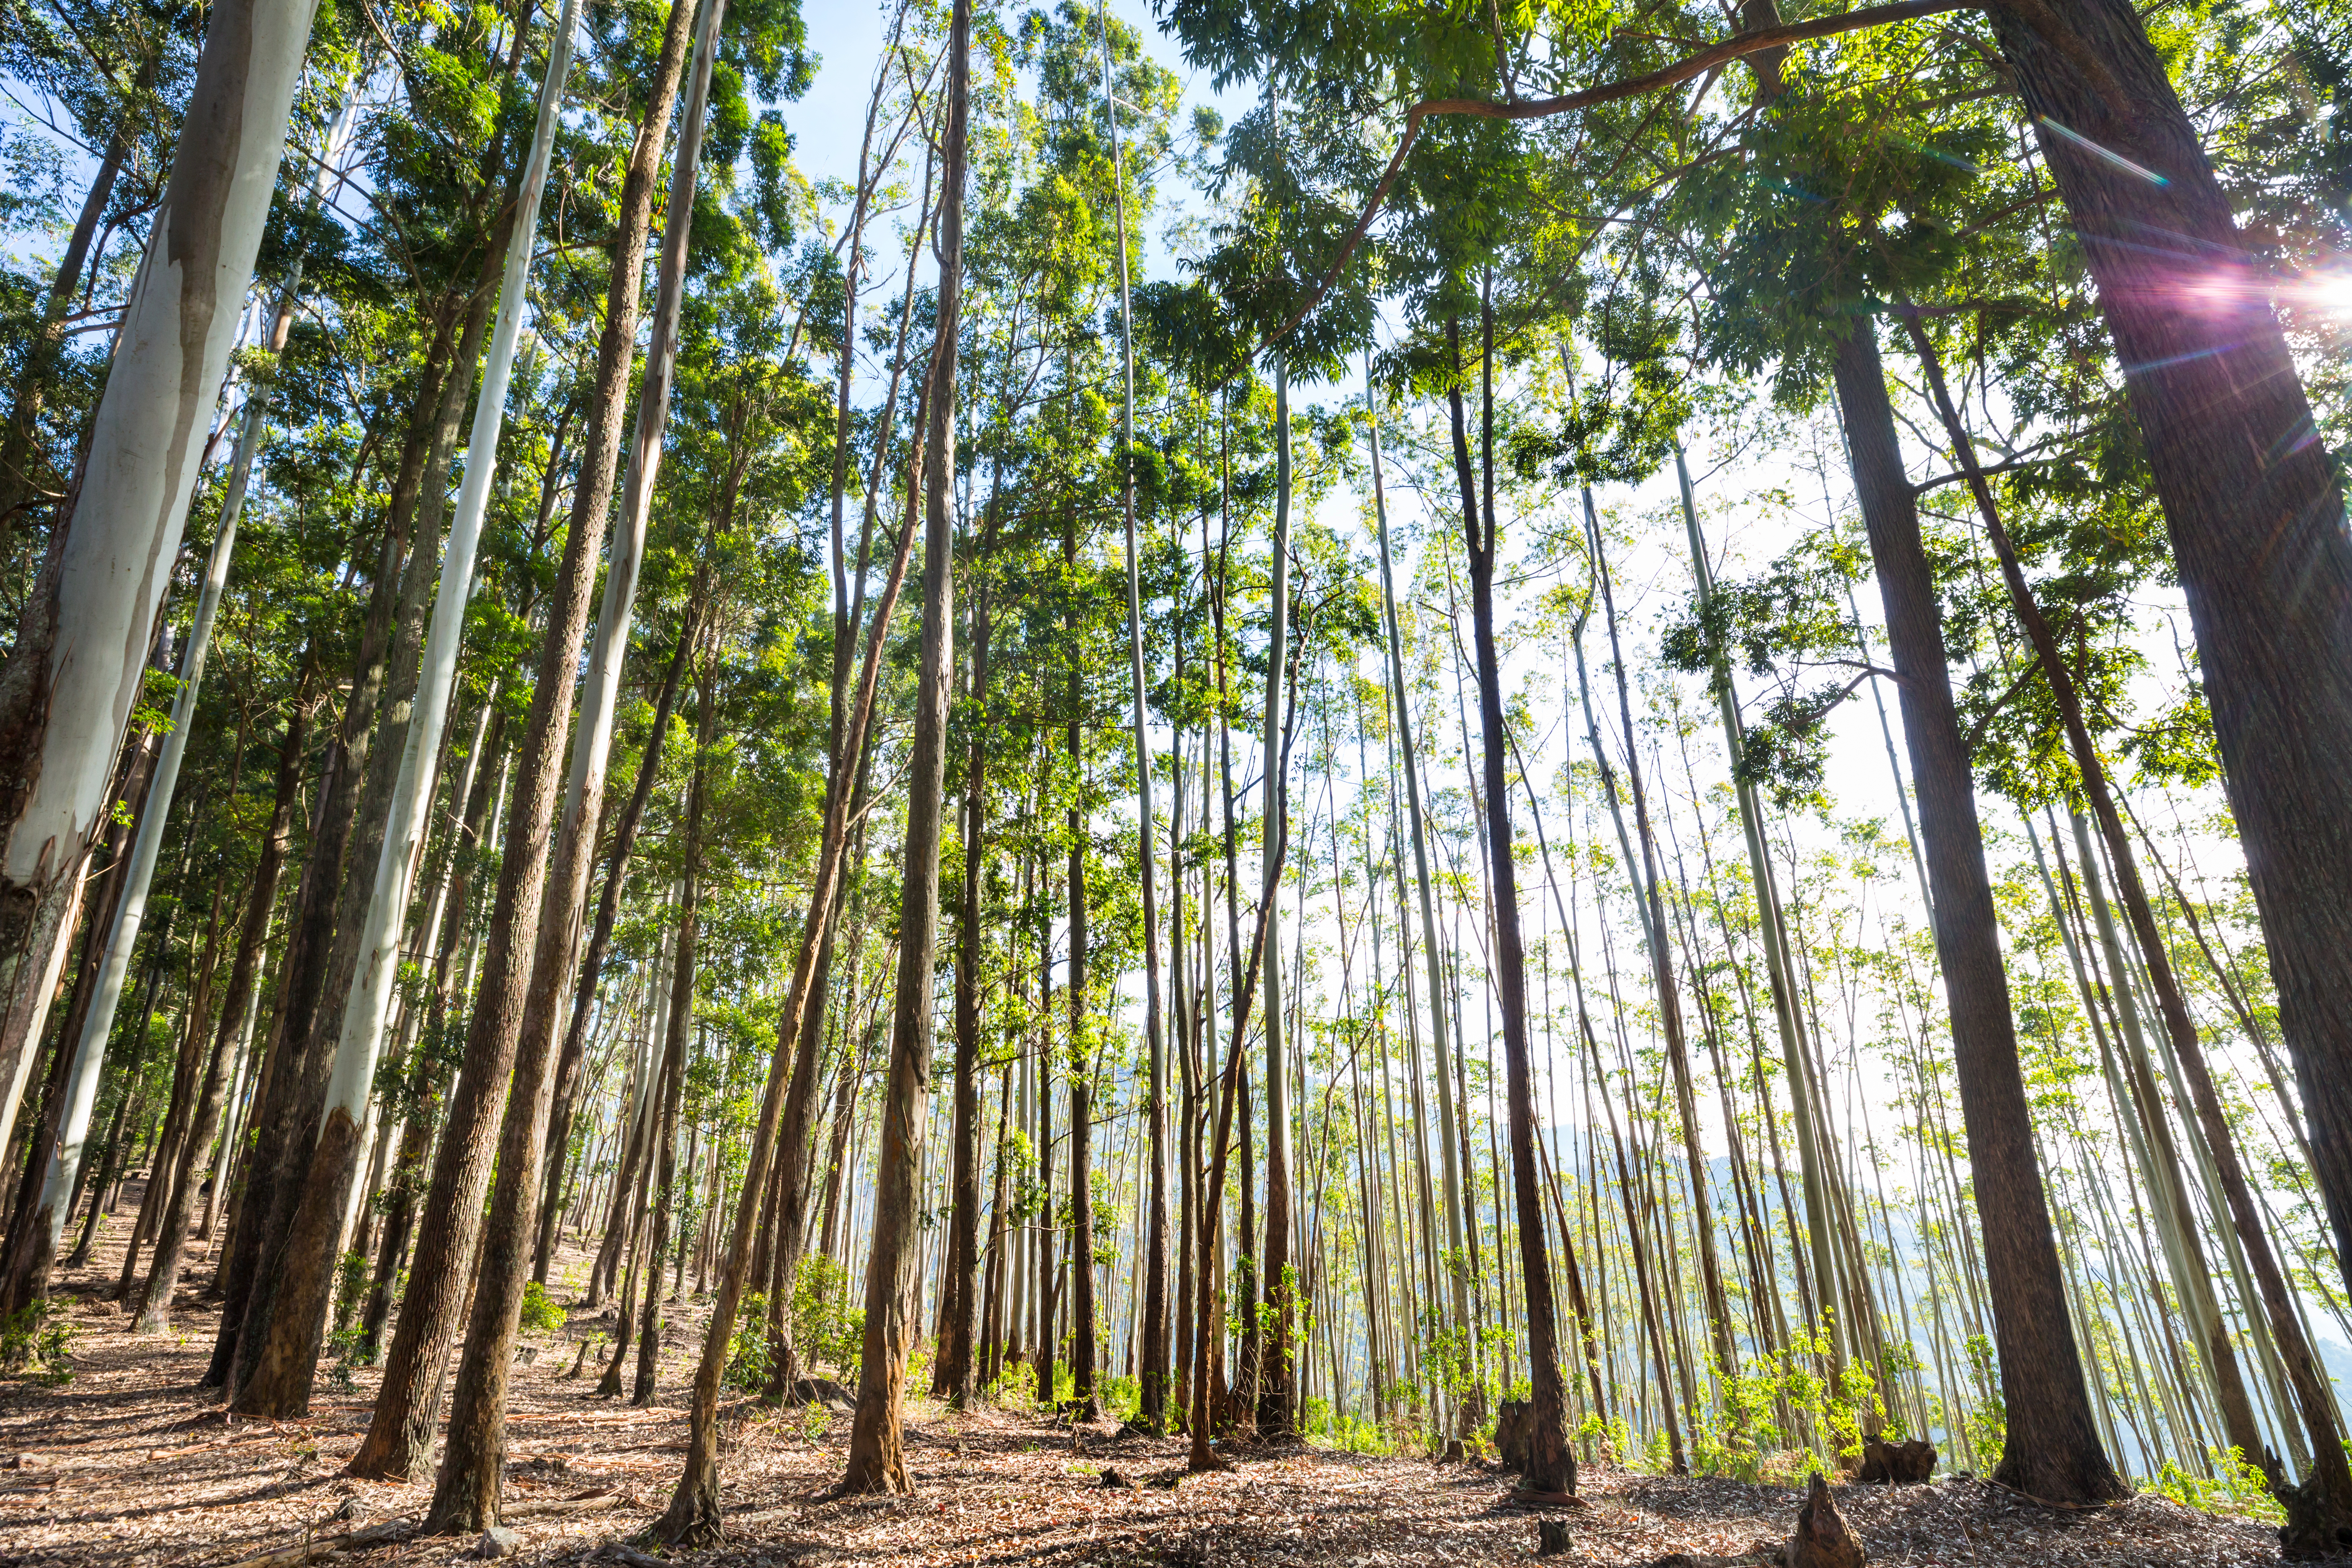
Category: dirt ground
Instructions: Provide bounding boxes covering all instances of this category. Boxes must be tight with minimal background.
[0,1205,2298,1568]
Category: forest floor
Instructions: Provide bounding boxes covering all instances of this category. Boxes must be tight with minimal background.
[0,1199,2301,1568]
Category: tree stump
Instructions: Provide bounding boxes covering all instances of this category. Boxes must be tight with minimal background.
[1854,1438,1935,1485]
[2277,1471,2352,1559]
[1496,1400,1534,1473]
[1788,1474,1864,1568]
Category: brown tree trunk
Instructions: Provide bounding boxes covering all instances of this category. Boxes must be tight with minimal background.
[762,376,931,1396]
[202,289,460,1391]
[1064,502,1097,1421]
[757,121,940,1397]
[1898,313,2350,1519]
[349,0,696,1486]
[653,144,940,1568]
[0,695,162,1306]
[1254,364,1294,1443]
[939,502,998,1407]
[1447,314,1572,1497]
[979,1061,1013,1390]
[232,245,508,1418]
[1185,781,1285,1470]
[135,693,312,1331]
[835,0,968,1496]
[635,692,714,1406]
[1829,323,2121,1504]
[359,708,507,1360]
[1987,0,2352,1337]
[1035,941,1058,1409]
[535,563,707,1286]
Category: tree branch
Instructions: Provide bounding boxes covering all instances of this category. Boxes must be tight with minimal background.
[1962,650,2043,752]
[1263,0,1983,352]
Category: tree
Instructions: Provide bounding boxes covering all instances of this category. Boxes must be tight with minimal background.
[837,0,968,1496]
[0,0,330,1172]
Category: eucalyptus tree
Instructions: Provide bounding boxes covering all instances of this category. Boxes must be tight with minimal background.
[0,0,344,1196]
[0,0,204,545]
[1164,0,1593,1487]
[350,0,702,1483]
[235,0,595,1417]
[209,0,552,1401]
[831,0,969,1496]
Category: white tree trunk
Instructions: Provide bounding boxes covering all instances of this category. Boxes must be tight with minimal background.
[22,395,254,1252]
[324,0,585,1136]
[0,0,325,1112]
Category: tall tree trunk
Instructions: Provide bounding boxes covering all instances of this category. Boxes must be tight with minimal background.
[1829,322,2122,1503]
[1093,2,1169,1430]
[1895,313,2350,1522]
[654,57,941,1559]
[0,467,249,1319]
[940,503,999,1407]
[1063,496,1097,1421]
[1364,366,1474,1428]
[134,690,312,1331]
[422,0,718,1525]
[242,4,582,1412]
[204,283,461,1391]
[360,707,507,1359]
[1255,359,1295,1441]
[0,0,323,1188]
[0,706,154,1202]
[757,173,937,1391]
[1987,0,2352,1332]
[636,690,715,1405]
[1448,312,1573,1497]
[230,225,510,1417]
[537,566,707,1285]
[834,0,967,1497]
[348,0,696,1486]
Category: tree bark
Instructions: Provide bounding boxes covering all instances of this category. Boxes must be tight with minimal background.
[1447,315,1572,1497]
[835,0,967,1497]
[1255,360,1294,1441]
[939,502,998,1407]
[231,225,508,1418]
[135,690,312,1331]
[359,707,506,1360]
[0,0,323,1190]
[635,692,714,1405]
[1986,0,2352,1330]
[537,572,706,1285]
[417,0,709,1522]
[204,287,459,1390]
[1062,495,1097,1422]
[1093,13,1169,1430]
[1897,312,2349,1516]
[1829,322,2121,1504]
[348,0,695,1487]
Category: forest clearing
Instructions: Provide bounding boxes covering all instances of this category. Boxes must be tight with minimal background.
[2,0,2351,1557]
